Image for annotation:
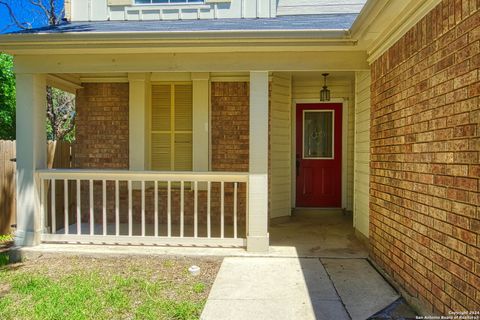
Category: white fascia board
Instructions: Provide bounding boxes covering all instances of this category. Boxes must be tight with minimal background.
[349,0,387,40]
[350,0,442,63]
[0,30,355,55]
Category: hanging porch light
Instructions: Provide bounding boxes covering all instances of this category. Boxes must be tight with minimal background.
[320,73,330,101]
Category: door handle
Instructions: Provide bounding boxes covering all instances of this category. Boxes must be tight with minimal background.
[296,154,300,177]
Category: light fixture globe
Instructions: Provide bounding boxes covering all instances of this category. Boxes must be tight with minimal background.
[320,73,330,101]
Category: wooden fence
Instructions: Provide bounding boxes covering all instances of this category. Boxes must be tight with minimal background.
[0,140,72,235]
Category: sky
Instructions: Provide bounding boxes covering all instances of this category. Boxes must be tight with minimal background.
[0,0,64,34]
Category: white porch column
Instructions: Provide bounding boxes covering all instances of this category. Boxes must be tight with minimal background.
[15,74,47,246]
[247,71,269,252]
[192,73,209,172]
[128,73,149,170]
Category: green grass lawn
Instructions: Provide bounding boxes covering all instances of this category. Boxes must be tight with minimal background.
[0,255,221,320]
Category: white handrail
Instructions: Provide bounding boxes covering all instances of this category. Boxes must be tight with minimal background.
[37,169,248,247]
[37,169,249,183]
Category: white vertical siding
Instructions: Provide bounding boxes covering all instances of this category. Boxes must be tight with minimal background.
[71,0,274,21]
[354,71,370,238]
[270,73,292,218]
[71,0,108,21]
[277,0,366,15]
[291,76,355,211]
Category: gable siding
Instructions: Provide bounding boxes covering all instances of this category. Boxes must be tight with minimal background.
[277,0,366,16]
[71,0,274,21]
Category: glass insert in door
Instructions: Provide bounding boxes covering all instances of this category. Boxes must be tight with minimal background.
[303,110,334,159]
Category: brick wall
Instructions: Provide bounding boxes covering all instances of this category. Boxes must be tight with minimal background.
[74,83,129,169]
[70,82,248,232]
[370,0,479,314]
[211,82,249,172]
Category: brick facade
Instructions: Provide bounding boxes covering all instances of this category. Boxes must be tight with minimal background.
[71,82,248,232]
[370,1,479,314]
[74,83,129,169]
[211,82,250,172]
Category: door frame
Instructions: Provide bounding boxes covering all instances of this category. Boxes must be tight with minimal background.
[291,99,348,209]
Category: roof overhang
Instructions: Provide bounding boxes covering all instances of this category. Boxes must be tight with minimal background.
[0,0,444,63]
[352,0,442,62]
[0,29,355,55]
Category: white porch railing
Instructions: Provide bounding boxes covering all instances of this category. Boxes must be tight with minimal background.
[36,170,248,247]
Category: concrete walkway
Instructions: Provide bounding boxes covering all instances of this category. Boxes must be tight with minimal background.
[201,257,399,320]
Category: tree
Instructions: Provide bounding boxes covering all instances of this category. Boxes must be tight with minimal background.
[0,1,75,142]
[0,0,64,31]
[0,53,15,140]
[46,86,75,142]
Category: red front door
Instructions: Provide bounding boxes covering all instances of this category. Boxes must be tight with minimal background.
[296,103,342,207]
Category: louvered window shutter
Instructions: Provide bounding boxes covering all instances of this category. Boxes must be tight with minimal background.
[151,83,193,171]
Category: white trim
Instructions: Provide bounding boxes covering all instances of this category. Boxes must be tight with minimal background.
[129,73,149,171]
[150,73,191,82]
[342,99,348,210]
[13,52,369,74]
[41,234,246,247]
[210,76,250,82]
[128,4,210,10]
[291,98,347,209]
[133,0,206,6]
[79,77,128,83]
[37,169,249,182]
[205,0,231,3]
[192,74,210,172]
[46,75,82,93]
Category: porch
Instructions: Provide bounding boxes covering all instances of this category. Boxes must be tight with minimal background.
[15,59,370,253]
[270,209,367,258]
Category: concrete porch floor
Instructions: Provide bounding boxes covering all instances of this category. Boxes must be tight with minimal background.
[269,209,368,258]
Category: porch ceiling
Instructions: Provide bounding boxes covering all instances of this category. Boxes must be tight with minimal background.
[291,71,355,82]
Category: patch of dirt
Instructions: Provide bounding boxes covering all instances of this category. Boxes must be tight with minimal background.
[0,283,11,298]
[3,254,222,301]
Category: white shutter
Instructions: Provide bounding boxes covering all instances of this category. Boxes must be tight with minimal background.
[150,83,192,171]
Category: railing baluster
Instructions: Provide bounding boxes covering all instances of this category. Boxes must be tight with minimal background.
[194,181,198,238]
[154,180,158,237]
[76,180,81,235]
[207,181,211,238]
[89,179,94,235]
[128,180,132,237]
[51,179,56,234]
[221,181,224,239]
[141,180,146,237]
[40,179,45,234]
[37,170,249,246]
[115,180,119,236]
[167,181,171,237]
[102,180,107,236]
[180,181,184,238]
[64,179,69,234]
[234,182,238,239]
